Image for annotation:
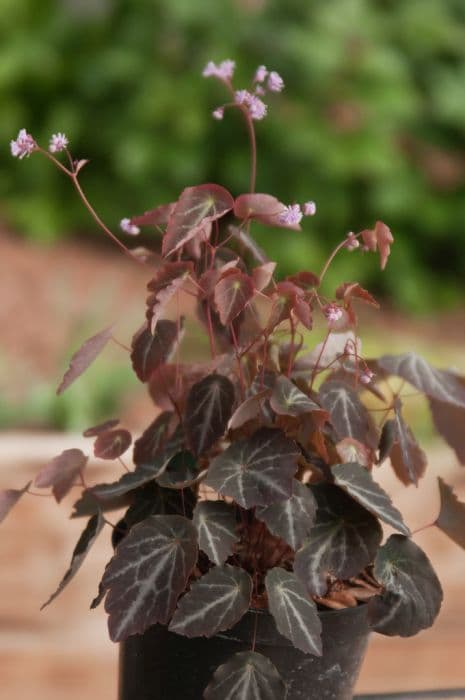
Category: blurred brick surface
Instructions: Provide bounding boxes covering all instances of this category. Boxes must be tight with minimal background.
[1,434,464,699]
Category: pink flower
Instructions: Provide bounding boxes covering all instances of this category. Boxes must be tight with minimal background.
[10,129,36,159]
[324,304,343,323]
[267,71,284,92]
[279,204,303,226]
[212,107,224,120]
[49,132,69,153]
[255,85,266,96]
[234,89,252,105]
[360,369,375,385]
[254,65,268,83]
[345,232,360,251]
[202,59,235,81]
[120,218,140,236]
[303,201,317,216]
[247,95,267,120]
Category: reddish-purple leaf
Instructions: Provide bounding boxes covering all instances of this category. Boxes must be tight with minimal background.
[0,482,31,524]
[146,262,194,332]
[205,428,299,509]
[93,429,132,460]
[204,652,285,700]
[57,326,113,395]
[162,184,234,257]
[292,297,313,329]
[41,512,104,609]
[359,220,394,270]
[377,353,465,408]
[286,270,320,289]
[252,262,276,292]
[193,500,239,565]
[130,202,175,227]
[133,413,175,467]
[228,390,270,431]
[436,478,465,550]
[234,193,302,231]
[336,282,379,308]
[390,401,427,486]
[318,380,379,448]
[336,437,372,468]
[270,375,327,419]
[35,449,88,502]
[169,565,252,637]
[130,320,182,382]
[156,450,204,489]
[256,480,317,551]
[378,419,397,465]
[429,396,465,464]
[101,514,197,641]
[228,225,269,264]
[185,374,236,456]
[83,418,120,438]
[214,269,255,326]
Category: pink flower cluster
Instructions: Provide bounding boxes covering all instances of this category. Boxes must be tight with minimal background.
[203,60,284,123]
[49,133,69,153]
[10,129,36,159]
[324,304,343,323]
[120,218,140,236]
[344,231,360,251]
[278,200,317,226]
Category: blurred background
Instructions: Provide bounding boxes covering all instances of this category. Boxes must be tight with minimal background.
[0,0,464,698]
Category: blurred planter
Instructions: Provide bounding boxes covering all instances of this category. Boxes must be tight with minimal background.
[119,604,370,700]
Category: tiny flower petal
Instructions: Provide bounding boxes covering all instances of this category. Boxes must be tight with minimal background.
[202,59,235,81]
[255,85,266,96]
[10,129,35,159]
[324,304,343,323]
[254,65,268,83]
[234,89,252,105]
[202,61,218,78]
[120,218,140,236]
[278,204,303,226]
[212,107,224,120]
[344,232,360,251]
[49,132,69,153]
[267,71,284,92]
[248,95,267,120]
[360,369,375,385]
[303,201,317,216]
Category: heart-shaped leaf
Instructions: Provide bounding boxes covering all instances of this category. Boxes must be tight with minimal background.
[429,396,465,464]
[332,462,410,535]
[435,477,465,550]
[131,320,182,382]
[265,568,322,656]
[163,184,234,257]
[133,413,174,467]
[228,391,271,431]
[102,514,197,641]
[204,651,285,700]
[193,501,239,565]
[35,449,88,503]
[185,374,236,456]
[41,511,104,609]
[234,193,301,231]
[57,325,113,395]
[0,481,31,524]
[390,401,427,485]
[205,428,299,509]
[318,380,378,448]
[83,418,120,437]
[252,262,276,292]
[377,353,465,408]
[368,534,443,636]
[294,483,382,596]
[214,269,255,326]
[93,429,132,460]
[169,565,252,637]
[270,376,326,418]
[256,480,317,551]
[130,202,175,227]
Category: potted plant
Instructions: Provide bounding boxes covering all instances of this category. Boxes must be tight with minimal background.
[4,60,465,700]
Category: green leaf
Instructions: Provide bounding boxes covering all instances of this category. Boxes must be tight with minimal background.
[204,651,285,700]
[193,501,239,565]
[101,514,198,641]
[205,428,299,509]
[265,568,322,656]
[369,534,443,637]
[332,462,410,535]
[436,477,465,550]
[169,565,252,637]
[256,480,317,551]
[294,484,382,596]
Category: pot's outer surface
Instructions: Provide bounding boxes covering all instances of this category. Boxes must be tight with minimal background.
[119,604,370,700]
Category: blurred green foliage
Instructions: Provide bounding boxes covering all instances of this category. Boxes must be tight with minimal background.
[2,0,465,310]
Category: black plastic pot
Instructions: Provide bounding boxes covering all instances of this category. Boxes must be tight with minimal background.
[119,603,370,700]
